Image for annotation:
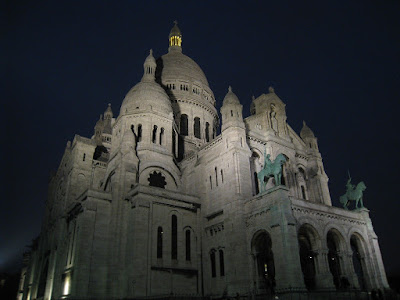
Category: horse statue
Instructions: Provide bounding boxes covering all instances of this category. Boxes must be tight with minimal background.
[339,180,367,210]
[257,152,287,193]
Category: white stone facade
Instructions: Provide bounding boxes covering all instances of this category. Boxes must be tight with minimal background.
[18,23,389,300]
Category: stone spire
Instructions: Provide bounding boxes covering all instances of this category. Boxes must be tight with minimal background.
[142,49,157,82]
[168,20,182,52]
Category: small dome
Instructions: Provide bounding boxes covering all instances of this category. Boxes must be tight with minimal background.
[300,121,315,139]
[120,81,172,116]
[120,50,173,116]
[222,86,240,106]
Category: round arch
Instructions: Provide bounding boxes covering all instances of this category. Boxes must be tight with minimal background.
[326,228,346,289]
[250,230,276,295]
[298,223,320,290]
[350,232,369,290]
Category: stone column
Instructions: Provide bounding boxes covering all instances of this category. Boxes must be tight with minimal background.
[314,247,335,290]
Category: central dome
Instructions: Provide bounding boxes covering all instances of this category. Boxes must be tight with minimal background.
[156,51,209,87]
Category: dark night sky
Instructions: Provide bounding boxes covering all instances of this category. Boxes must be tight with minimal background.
[3,1,400,276]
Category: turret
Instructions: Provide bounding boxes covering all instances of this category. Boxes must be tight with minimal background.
[300,121,319,151]
[142,49,157,82]
[221,86,245,132]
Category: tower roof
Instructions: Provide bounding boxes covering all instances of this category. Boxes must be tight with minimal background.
[222,86,240,106]
[168,21,182,52]
[300,121,316,139]
[120,50,172,116]
[169,20,182,38]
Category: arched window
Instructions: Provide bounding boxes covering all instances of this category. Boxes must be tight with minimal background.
[152,125,158,143]
[205,122,210,142]
[210,250,216,278]
[137,124,142,142]
[157,227,163,258]
[219,250,225,276]
[159,128,164,145]
[180,114,188,136]
[171,215,177,260]
[194,117,201,139]
[185,230,191,261]
[212,127,216,139]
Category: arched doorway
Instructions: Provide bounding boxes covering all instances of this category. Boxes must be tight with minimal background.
[350,234,367,290]
[298,224,319,290]
[251,231,275,295]
[327,230,344,289]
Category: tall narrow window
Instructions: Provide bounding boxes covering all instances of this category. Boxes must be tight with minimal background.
[157,227,163,258]
[83,153,86,161]
[210,251,216,278]
[194,117,201,139]
[210,176,213,189]
[301,186,306,200]
[254,172,259,195]
[172,130,176,157]
[152,125,158,143]
[221,170,224,183]
[171,215,177,260]
[215,167,218,187]
[137,124,142,142]
[185,230,191,261]
[205,122,210,142]
[180,114,188,136]
[219,250,225,276]
[159,128,164,145]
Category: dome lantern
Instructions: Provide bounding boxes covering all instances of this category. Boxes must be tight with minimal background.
[168,21,182,52]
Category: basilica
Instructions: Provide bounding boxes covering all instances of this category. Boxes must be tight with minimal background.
[18,22,389,300]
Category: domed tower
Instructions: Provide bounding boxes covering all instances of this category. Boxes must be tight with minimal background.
[300,121,318,151]
[221,86,245,132]
[156,21,219,159]
[105,50,180,195]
